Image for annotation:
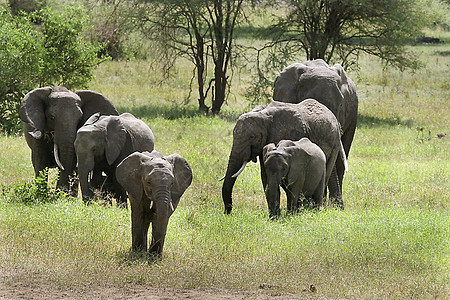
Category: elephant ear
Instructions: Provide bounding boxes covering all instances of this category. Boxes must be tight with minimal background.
[75,90,119,126]
[273,63,307,102]
[116,152,146,201]
[19,87,53,139]
[82,112,101,127]
[105,117,127,165]
[165,153,193,208]
[262,143,276,161]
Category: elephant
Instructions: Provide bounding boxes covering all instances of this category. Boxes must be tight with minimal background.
[221,99,343,217]
[263,138,343,217]
[19,86,118,196]
[273,59,358,205]
[116,150,193,256]
[74,113,155,205]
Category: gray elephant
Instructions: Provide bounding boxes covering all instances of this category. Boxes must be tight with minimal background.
[116,150,192,256]
[74,113,155,205]
[273,59,358,205]
[263,138,345,217]
[19,86,118,196]
[221,99,343,217]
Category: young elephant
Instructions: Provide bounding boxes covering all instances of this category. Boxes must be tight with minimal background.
[116,150,193,256]
[263,138,331,217]
[74,113,155,205]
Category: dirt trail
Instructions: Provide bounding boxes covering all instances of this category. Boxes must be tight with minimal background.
[0,268,312,299]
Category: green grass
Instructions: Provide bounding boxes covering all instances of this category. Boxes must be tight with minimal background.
[1,20,449,299]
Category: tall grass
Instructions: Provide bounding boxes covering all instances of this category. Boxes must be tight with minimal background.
[0,24,449,299]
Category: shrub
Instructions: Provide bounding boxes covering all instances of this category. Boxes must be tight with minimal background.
[0,6,103,134]
[1,169,67,205]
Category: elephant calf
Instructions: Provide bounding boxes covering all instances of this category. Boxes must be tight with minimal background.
[74,113,155,205]
[116,150,193,256]
[262,138,327,217]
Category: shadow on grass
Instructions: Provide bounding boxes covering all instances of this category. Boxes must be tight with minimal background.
[117,103,247,123]
[357,113,414,128]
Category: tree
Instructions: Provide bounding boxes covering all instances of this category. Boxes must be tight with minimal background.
[0,6,102,134]
[268,0,443,69]
[248,0,447,102]
[0,7,43,133]
[136,0,245,114]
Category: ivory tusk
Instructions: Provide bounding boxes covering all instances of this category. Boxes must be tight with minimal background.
[149,201,153,210]
[231,161,248,178]
[169,201,174,212]
[54,143,65,170]
[218,175,225,181]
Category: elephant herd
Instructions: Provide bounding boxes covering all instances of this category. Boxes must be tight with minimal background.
[19,59,358,256]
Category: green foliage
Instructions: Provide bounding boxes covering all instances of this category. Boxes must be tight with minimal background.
[2,168,66,205]
[36,6,103,88]
[0,5,102,134]
[0,7,43,133]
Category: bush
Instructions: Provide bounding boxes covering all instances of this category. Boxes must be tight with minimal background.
[37,6,103,88]
[0,7,43,134]
[2,169,67,205]
[0,6,103,134]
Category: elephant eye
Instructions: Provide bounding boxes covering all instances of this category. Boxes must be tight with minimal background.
[48,115,55,121]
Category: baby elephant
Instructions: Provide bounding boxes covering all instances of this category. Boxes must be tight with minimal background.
[262,138,327,217]
[116,150,193,257]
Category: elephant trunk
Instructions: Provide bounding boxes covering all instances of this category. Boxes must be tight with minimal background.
[149,187,171,256]
[54,127,78,195]
[265,178,281,219]
[221,156,244,214]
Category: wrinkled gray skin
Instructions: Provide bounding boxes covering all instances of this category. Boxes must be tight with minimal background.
[116,150,192,256]
[263,138,327,218]
[19,86,118,196]
[74,113,155,205]
[221,99,342,217]
[273,59,358,206]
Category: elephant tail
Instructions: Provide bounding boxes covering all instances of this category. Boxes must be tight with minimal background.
[339,141,348,173]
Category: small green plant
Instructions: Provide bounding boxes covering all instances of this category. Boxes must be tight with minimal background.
[2,168,66,205]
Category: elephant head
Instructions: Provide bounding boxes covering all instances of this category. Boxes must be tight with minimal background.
[75,113,155,204]
[116,150,192,256]
[19,86,118,195]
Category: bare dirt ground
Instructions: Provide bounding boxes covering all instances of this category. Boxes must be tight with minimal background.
[0,268,317,300]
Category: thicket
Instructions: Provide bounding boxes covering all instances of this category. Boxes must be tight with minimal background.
[0,5,102,134]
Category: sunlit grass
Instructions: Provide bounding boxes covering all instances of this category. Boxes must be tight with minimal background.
[1,21,449,299]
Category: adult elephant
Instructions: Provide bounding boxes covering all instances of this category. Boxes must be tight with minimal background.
[273,59,358,206]
[116,150,193,256]
[74,113,155,205]
[221,99,343,216]
[19,86,118,196]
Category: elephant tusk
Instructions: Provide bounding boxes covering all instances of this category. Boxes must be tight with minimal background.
[231,161,248,178]
[169,201,174,212]
[28,130,42,139]
[54,143,65,170]
[218,175,225,181]
[149,201,153,210]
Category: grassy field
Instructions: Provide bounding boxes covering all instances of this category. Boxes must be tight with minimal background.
[0,25,449,299]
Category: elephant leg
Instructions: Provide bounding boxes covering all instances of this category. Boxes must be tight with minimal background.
[327,165,343,209]
[113,175,128,208]
[130,201,147,252]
